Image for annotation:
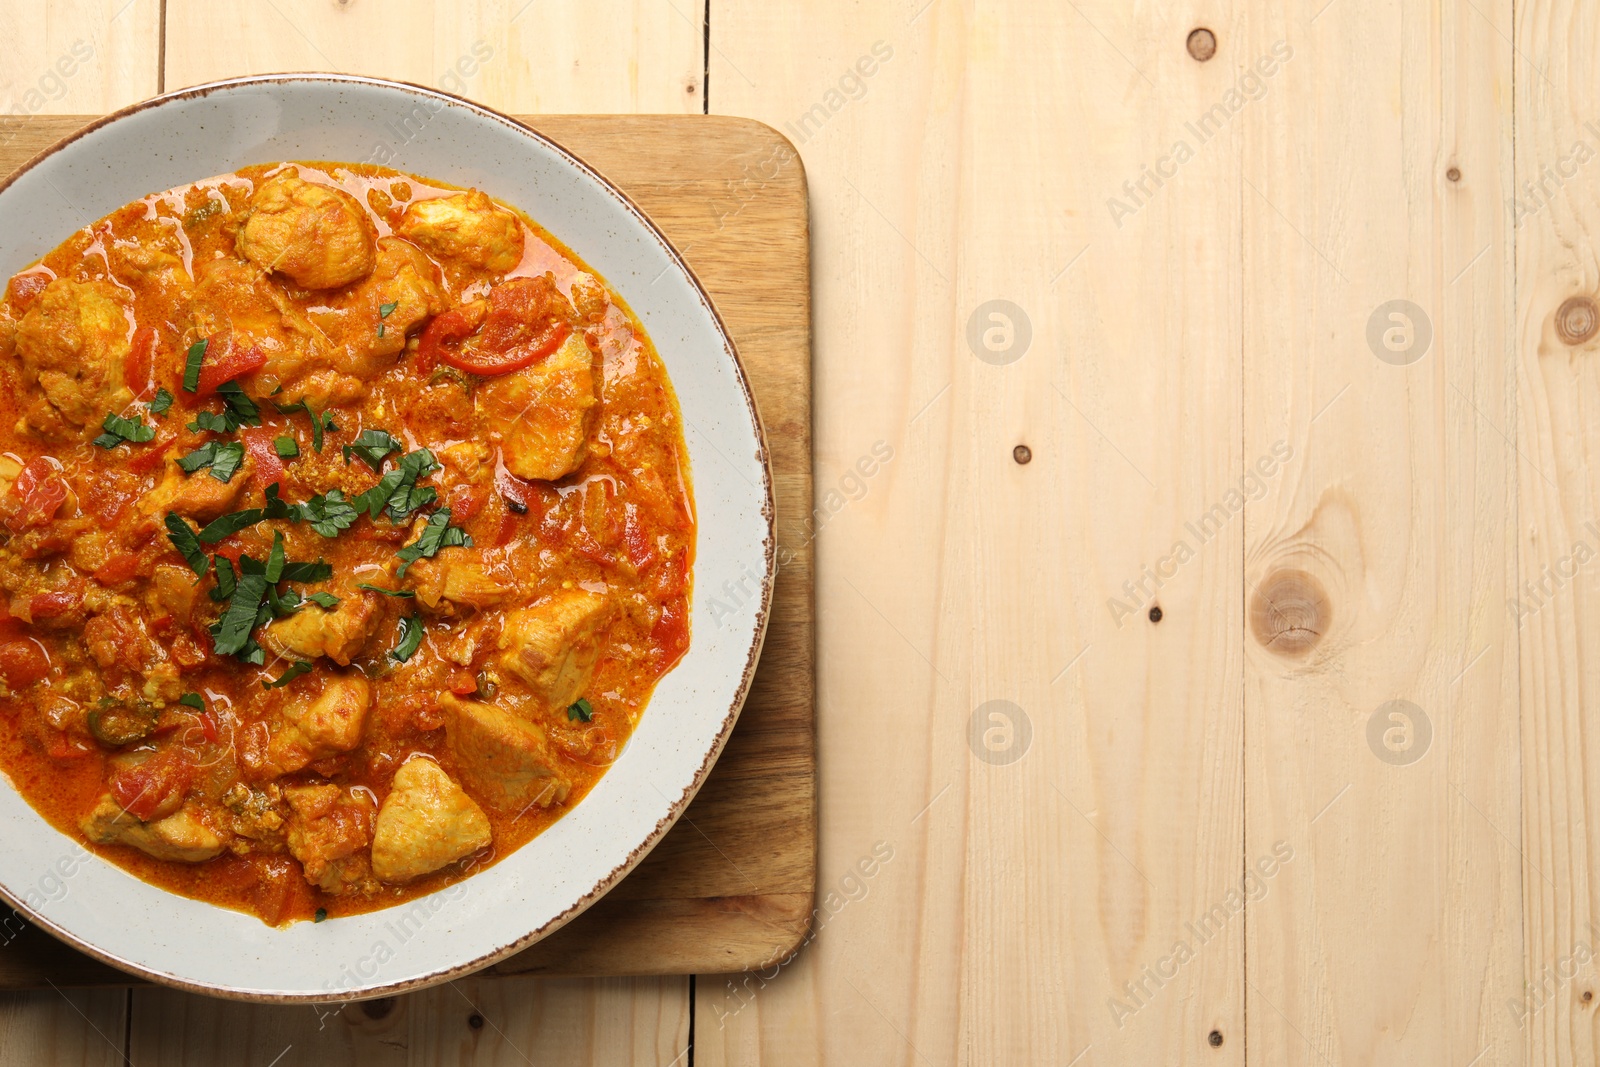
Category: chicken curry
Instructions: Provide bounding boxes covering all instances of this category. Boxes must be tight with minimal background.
[0,163,693,924]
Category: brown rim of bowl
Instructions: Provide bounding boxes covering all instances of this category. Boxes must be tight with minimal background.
[0,72,778,1002]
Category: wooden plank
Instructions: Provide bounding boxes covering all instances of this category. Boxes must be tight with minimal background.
[0,0,160,120]
[1241,2,1521,1065]
[1511,2,1600,1064]
[0,110,814,992]
[702,2,1245,1063]
[127,976,688,1065]
[161,0,704,114]
[0,990,129,1067]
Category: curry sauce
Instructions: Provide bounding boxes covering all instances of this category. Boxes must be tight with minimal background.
[0,162,693,924]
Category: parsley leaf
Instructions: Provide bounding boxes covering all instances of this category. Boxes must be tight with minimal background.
[187,410,232,433]
[93,411,155,449]
[210,572,267,656]
[207,441,245,483]
[280,560,333,583]
[389,614,425,662]
[384,449,441,521]
[274,435,299,458]
[342,429,401,472]
[148,388,174,416]
[379,301,398,319]
[210,556,236,602]
[289,490,359,538]
[177,692,205,711]
[264,531,286,583]
[357,583,414,598]
[271,399,335,453]
[164,514,208,577]
[177,442,218,473]
[182,339,207,393]
[304,591,341,610]
[567,697,594,722]
[395,507,472,576]
[216,382,261,427]
[197,507,264,543]
[263,661,314,689]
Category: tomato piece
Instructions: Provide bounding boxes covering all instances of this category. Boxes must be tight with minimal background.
[240,428,283,492]
[623,503,657,571]
[416,301,487,372]
[28,587,83,620]
[0,640,49,687]
[43,730,92,761]
[649,597,690,673]
[195,338,268,394]
[110,751,194,821]
[448,483,487,523]
[124,326,159,400]
[449,670,479,696]
[5,457,67,532]
[93,551,146,586]
[419,276,574,376]
[5,270,51,311]
[197,712,218,745]
[211,537,245,566]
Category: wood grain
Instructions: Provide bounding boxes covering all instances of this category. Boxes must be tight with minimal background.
[1240,4,1523,1065]
[701,2,1248,1064]
[0,110,814,989]
[1513,2,1600,1064]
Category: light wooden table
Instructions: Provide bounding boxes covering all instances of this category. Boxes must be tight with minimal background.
[0,1,1595,1064]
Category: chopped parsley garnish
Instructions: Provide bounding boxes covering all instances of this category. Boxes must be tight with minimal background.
[210,556,236,602]
[342,429,401,472]
[187,410,231,433]
[177,692,205,711]
[271,398,336,453]
[148,388,174,416]
[389,614,425,662]
[304,591,341,610]
[216,382,261,427]
[357,583,414,598]
[395,507,472,577]
[379,301,399,319]
[288,489,360,538]
[314,908,327,923]
[274,435,299,458]
[178,441,245,482]
[263,661,314,689]
[164,514,208,577]
[182,339,207,392]
[210,572,268,656]
[567,697,594,722]
[264,531,286,583]
[280,560,334,583]
[93,411,155,449]
[197,507,265,543]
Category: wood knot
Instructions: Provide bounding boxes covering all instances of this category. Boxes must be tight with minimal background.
[1446,166,1461,182]
[360,997,396,1020]
[1187,28,1217,61]
[1250,569,1329,656]
[1013,444,1032,464]
[1556,296,1598,345]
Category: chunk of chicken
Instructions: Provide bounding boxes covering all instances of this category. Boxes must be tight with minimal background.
[406,549,514,613]
[261,590,381,666]
[284,782,377,895]
[497,590,615,709]
[443,694,571,813]
[236,170,377,290]
[191,255,344,403]
[317,236,448,371]
[476,331,600,481]
[395,190,524,273]
[267,674,371,774]
[141,455,255,522]
[80,796,225,863]
[370,757,491,883]
[12,279,134,437]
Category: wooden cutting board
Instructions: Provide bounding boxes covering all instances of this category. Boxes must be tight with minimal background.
[0,114,814,985]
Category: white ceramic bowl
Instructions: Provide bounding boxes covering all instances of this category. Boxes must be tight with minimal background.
[0,75,773,1000]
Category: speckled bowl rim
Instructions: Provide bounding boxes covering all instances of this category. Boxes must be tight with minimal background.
[0,73,775,1001]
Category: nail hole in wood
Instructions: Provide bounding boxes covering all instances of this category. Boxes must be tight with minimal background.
[1249,569,1329,656]
[1209,1030,1224,1047]
[1148,605,1163,623]
[1556,296,1599,346]
[361,998,395,1020]
[1446,166,1461,182]
[1013,444,1032,464]
[1187,28,1217,62]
